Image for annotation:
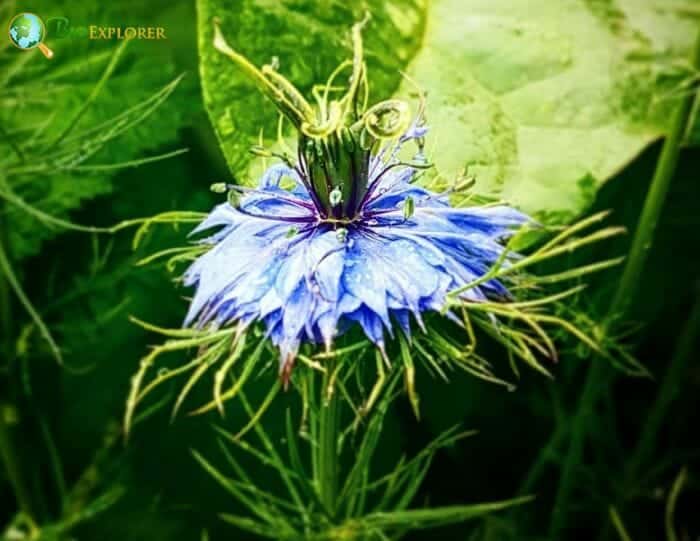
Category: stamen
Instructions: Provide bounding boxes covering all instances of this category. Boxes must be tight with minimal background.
[217,183,317,212]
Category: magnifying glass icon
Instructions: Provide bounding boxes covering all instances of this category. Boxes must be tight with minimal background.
[8,12,54,59]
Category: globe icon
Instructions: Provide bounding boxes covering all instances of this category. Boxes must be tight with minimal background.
[8,13,53,58]
[9,13,44,49]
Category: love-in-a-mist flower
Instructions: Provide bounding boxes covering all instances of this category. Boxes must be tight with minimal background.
[183,19,529,381]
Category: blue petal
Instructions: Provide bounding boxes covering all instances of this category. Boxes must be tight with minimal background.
[341,236,391,326]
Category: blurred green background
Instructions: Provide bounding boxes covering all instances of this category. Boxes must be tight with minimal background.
[1,0,699,539]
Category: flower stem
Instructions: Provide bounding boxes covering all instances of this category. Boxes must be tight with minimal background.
[0,214,36,524]
[626,291,700,479]
[596,290,700,541]
[609,29,700,319]
[549,28,700,538]
[318,358,340,517]
[0,404,35,523]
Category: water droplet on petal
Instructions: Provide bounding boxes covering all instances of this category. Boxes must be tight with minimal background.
[329,186,343,207]
[412,150,429,166]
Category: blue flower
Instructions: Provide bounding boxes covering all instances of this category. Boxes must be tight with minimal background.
[183,129,528,376]
[180,19,530,379]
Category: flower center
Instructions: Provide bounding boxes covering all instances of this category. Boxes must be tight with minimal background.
[300,132,372,222]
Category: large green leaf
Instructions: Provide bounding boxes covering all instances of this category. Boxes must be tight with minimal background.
[199,0,697,222]
[396,0,698,221]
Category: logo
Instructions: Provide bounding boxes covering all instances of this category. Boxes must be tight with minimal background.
[45,18,168,41]
[89,26,167,40]
[8,12,54,59]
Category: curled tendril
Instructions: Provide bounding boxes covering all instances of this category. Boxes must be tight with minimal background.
[301,100,344,138]
[359,99,412,140]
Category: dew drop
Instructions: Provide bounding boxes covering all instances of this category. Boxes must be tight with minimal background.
[412,150,429,166]
[336,227,348,243]
[329,186,343,207]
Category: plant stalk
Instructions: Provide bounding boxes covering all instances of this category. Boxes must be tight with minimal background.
[549,28,700,538]
[0,403,35,523]
[595,291,700,541]
[609,30,700,319]
[318,358,340,517]
[626,291,700,479]
[0,216,35,524]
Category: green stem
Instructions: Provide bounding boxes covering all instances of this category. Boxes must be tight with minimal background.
[517,423,567,496]
[51,39,129,147]
[0,256,10,363]
[626,292,700,478]
[610,30,700,319]
[0,237,62,365]
[549,28,700,539]
[318,358,340,517]
[605,293,698,541]
[0,212,35,523]
[597,291,700,540]
[548,360,610,537]
[0,404,35,522]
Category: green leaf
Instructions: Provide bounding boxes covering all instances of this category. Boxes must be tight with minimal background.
[341,495,533,536]
[396,0,699,222]
[199,0,697,222]
[0,0,196,258]
[197,0,427,181]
